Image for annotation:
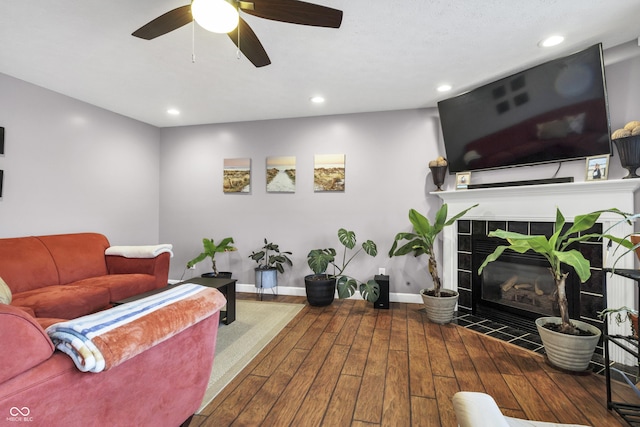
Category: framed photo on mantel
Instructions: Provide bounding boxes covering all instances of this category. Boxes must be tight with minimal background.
[456,171,471,190]
[585,154,609,181]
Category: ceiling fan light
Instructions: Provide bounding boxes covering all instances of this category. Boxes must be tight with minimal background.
[192,0,239,34]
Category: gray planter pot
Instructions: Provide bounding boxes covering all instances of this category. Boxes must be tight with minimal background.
[535,317,601,372]
[420,288,459,324]
[255,268,278,289]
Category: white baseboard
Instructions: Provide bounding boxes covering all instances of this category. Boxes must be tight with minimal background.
[170,279,424,304]
[236,283,423,304]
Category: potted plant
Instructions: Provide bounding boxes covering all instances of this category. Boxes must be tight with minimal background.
[598,306,639,338]
[306,228,379,306]
[478,207,632,371]
[389,203,477,324]
[186,237,237,278]
[248,238,293,291]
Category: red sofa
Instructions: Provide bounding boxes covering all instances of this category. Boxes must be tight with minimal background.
[0,289,226,427]
[0,233,170,319]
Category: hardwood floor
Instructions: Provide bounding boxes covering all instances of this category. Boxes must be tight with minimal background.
[189,293,638,426]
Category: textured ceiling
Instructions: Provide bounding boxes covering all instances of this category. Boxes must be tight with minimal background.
[1,0,639,127]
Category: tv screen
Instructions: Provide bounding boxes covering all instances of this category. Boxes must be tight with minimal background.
[438,44,611,173]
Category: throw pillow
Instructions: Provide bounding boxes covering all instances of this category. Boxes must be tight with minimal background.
[0,276,11,304]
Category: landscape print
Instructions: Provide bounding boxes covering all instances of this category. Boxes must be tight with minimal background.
[266,156,296,193]
[223,158,251,193]
[314,154,345,192]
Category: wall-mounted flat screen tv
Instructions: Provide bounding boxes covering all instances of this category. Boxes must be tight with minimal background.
[438,43,611,174]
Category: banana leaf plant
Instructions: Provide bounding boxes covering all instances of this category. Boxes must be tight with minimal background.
[389,203,478,297]
[478,208,633,335]
[186,237,236,275]
[307,228,380,303]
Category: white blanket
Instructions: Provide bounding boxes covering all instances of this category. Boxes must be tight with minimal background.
[105,244,173,258]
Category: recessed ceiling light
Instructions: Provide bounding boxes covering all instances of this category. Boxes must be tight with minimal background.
[539,35,565,48]
[437,84,452,92]
[167,108,180,115]
[310,96,325,104]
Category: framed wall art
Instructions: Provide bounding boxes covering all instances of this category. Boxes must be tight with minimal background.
[0,127,4,155]
[585,154,609,181]
[223,158,251,193]
[314,154,345,192]
[266,156,296,193]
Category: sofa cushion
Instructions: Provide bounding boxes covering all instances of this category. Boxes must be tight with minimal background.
[0,237,60,293]
[37,233,110,285]
[0,304,55,383]
[12,285,111,319]
[73,274,158,302]
[0,277,11,304]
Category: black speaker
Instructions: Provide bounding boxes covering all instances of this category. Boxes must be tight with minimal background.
[374,274,390,309]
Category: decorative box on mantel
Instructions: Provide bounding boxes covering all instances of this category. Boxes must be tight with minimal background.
[434,179,640,365]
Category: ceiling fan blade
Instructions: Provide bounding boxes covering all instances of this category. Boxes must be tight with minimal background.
[132,5,192,40]
[241,0,343,28]
[228,18,271,68]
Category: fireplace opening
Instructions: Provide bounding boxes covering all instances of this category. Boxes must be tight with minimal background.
[471,237,580,333]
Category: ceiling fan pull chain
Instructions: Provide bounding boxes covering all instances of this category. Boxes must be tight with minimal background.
[192,21,196,63]
[236,19,241,60]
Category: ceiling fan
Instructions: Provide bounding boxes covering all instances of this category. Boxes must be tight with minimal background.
[132,0,343,67]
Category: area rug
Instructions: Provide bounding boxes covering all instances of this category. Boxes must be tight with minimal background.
[197,299,305,412]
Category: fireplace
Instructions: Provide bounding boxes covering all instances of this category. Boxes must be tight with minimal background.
[436,179,640,364]
[471,236,581,333]
[456,219,604,335]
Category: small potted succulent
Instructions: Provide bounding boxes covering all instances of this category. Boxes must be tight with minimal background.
[186,237,236,278]
[306,228,379,306]
[248,238,293,290]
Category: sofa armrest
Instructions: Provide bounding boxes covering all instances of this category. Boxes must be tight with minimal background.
[453,392,511,427]
[452,392,590,427]
[0,304,55,383]
[105,252,170,289]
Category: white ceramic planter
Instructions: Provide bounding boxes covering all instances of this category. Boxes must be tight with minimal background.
[420,289,459,324]
[535,317,601,372]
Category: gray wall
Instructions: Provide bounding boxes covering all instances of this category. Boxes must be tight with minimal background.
[1,51,638,297]
[159,54,640,295]
[159,110,442,295]
[0,73,161,243]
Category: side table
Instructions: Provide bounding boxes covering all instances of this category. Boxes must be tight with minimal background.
[177,276,237,325]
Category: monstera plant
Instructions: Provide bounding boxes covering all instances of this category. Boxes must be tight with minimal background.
[306,228,379,305]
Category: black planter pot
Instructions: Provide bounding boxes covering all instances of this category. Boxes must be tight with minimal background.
[201,271,232,278]
[304,274,336,307]
[614,135,640,179]
[429,165,448,191]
